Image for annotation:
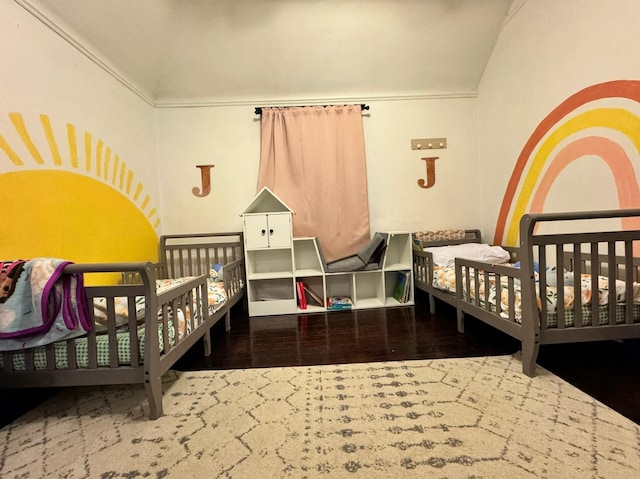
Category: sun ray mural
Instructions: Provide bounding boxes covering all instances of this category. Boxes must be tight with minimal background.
[0,112,160,279]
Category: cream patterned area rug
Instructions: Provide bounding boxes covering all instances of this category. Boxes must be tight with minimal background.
[1,355,639,478]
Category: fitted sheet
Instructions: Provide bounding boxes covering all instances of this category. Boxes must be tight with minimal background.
[1,279,229,370]
[433,266,640,326]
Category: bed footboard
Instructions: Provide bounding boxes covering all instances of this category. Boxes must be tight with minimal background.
[412,229,481,314]
[456,209,640,377]
[160,231,245,331]
[0,262,211,419]
[222,257,245,331]
[413,249,441,313]
[454,258,524,337]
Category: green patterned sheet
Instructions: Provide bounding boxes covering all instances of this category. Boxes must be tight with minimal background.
[1,278,229,371]
[479,301,640,327]
[545,303,640,328]
[1,321,175,370]
[433,266,640,328]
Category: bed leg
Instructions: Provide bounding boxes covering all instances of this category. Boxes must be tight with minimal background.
[456,310,465,333]
[225,310,231,332]
[203,329,212,356]
[145,373,163,420]
[521,337,539,377]
[429,295,436,314]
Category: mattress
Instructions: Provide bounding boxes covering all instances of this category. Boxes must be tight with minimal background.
[2,321,177,370]
[432,266,640,327]
[0,279,229,370]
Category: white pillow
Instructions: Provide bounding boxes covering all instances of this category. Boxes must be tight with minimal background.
[424,243,510,267]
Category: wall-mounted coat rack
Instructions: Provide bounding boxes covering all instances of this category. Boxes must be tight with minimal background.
[411,138,447,150]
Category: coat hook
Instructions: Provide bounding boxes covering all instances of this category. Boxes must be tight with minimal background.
[193,164,215,197]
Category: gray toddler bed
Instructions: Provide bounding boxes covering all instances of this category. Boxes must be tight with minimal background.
[0,232,245,419]
[412,229,483,314]
[455,210,640,376]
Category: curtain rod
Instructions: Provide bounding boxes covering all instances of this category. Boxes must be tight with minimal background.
[254,104,369,115]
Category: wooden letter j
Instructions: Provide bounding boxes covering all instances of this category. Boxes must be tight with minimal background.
[418,157,438,189]
[192,164,215,197]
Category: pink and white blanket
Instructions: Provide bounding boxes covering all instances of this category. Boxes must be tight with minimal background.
[0,258,91,351]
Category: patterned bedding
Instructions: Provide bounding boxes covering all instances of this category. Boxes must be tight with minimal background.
[94,277,228,336]
[432,266,640,326]
[1,278,228,370]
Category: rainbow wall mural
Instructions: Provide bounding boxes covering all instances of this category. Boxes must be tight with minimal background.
[494,80,640,246]
[0,112,159,276]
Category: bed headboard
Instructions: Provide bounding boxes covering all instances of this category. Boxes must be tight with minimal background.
[413,229,482,248]
[159,232,244,279]
[562,250,640,282]
[520,209,640,285]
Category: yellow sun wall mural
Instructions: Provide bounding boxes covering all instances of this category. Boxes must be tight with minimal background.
[0,112,160,283]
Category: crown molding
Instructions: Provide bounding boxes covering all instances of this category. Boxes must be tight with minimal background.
[504,0,528,25]
[154,92,478,109]
[14,0,154,106]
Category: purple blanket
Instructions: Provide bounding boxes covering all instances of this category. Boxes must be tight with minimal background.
[0,258,92,351]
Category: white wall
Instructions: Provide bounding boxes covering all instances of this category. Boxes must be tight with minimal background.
[24,0,635,250]
[2,0,483,252]
[478,0,640,244]
[364,98,480,233]
[154,106,259,233]
[0,0,160,263]
[10,0,639,253]
[155,97,481,236]
[0,0,157,216]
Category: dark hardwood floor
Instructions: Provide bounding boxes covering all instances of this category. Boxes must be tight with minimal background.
[2,290,639,428]
[176,290,522,370]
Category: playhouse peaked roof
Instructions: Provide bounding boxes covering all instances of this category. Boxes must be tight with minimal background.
[241,187,294,215]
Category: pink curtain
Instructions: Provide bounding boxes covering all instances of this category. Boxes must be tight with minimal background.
[257,105,370,262]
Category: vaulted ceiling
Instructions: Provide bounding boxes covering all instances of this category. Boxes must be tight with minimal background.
[17,0,518,106]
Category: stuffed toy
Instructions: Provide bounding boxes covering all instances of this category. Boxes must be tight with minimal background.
[0,260,26,303]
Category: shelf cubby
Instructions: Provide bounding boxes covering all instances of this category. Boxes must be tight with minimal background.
[353,271,385,308]
[325,273,354,299]
[246,249,293,279]
[247,278,297,316]
[384,269,413,305]
[383,232,413,270]
[295,275,326,312]
[293,237,324,276]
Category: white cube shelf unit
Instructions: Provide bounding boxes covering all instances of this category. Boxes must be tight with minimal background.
[242,187,414,317]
